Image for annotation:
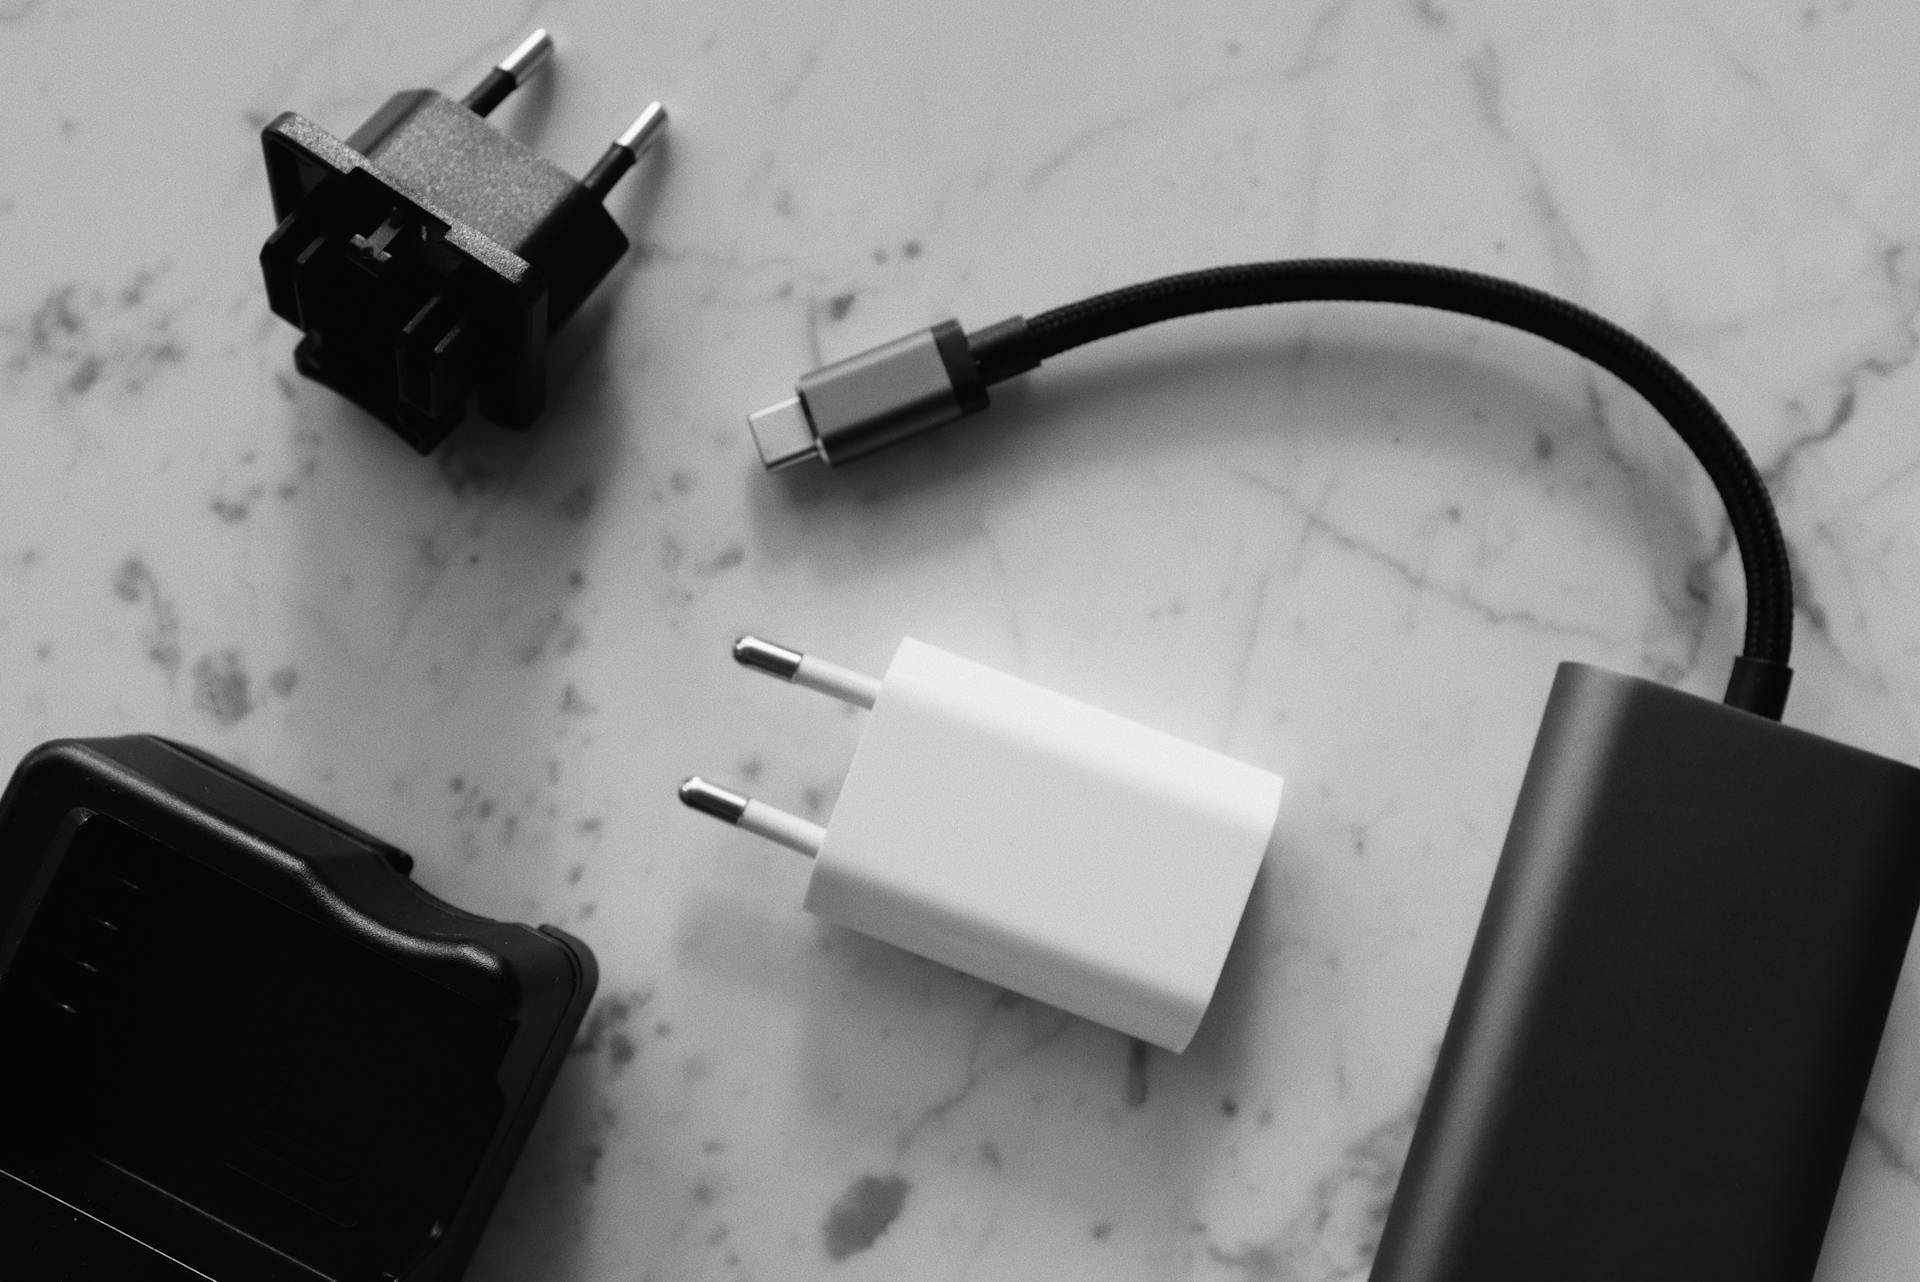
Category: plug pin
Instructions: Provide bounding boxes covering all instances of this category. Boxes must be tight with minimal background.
[679,777,824,858]
[734,636,880,710]
[462,29,555,118]
[583,102,669,201]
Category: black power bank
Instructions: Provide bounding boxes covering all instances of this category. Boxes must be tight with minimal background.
[1373,663,1920,1281]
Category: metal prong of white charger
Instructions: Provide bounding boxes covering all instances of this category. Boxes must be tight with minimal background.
[679,777,823,858]
[680,635,1282,1052]
[733,636,880,708]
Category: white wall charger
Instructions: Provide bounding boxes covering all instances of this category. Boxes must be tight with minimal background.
[680,636,1283,1051]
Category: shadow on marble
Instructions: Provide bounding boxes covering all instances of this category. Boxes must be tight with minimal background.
[463,1053,604,1282]
[264,139,672,867]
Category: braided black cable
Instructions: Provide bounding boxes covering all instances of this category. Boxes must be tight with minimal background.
[973,260,1792,712]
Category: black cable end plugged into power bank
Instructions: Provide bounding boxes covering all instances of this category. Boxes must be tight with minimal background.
[1372,664,1920,1281]
[0,736,597,1282]
[259,30,666,454]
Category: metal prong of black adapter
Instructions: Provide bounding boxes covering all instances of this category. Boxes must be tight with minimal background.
[583,102,669,201]
[1371,663,1920,1282]
[462,29,554,117]
[258,35,665,454]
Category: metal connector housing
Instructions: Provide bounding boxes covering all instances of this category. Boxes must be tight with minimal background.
[750,319,987,470]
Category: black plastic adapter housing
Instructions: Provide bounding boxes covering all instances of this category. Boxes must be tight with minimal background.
[1372,664,1920,1281]
[0,736,597,1282]
[260,89,627,452]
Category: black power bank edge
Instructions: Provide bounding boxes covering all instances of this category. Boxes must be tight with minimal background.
[1373,663,1920,1281]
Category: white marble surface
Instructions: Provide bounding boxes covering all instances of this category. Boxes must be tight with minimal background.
[5,1,1920,1278]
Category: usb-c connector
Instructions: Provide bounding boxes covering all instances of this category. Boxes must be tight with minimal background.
[746,396,822,472]
[748,318,991,470]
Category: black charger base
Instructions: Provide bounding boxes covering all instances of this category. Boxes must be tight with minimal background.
[1374,663,1920,1281]
[0,737,597,1282]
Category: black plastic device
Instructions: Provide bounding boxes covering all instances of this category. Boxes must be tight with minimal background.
[1372,664,1920,1280]
[259,30,664,454]
[0,736,597,1281]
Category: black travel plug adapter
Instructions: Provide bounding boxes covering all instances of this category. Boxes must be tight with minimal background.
[1371,664,1920,1281]
[259,30,665,453]
[0,736,597,1282]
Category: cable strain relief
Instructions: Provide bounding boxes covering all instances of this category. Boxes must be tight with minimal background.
[1724,654,1792,721]
[967,315,1041,386]
[931,318,987,414]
